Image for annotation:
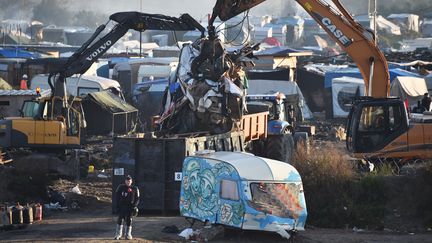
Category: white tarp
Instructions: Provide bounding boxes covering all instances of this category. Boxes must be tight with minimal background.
[331,76,365,118]
[387,14,420,32]
[390,76,428,108]
[247,79,313,119]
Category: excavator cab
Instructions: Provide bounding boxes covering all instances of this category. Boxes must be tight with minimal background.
[346,98,409,154]
[0,96,84,150]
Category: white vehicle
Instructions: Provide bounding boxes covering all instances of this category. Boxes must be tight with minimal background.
[30,74,122,97]
[179,151,307,237]
[137,62,177,83]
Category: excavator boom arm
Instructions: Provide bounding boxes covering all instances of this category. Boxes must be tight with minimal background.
[50,12,202,97]
[212,0,390,97]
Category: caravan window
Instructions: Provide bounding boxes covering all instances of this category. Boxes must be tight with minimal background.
[78,87,99,96]
[250,183,302,218]
[220,179,239,201]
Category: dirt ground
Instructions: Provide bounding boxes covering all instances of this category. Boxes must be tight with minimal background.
[1,127,432,242]
[1,202,431,243]
[1,173,431,243]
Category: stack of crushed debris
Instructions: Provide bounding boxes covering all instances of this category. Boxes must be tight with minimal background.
[157,38,258,135]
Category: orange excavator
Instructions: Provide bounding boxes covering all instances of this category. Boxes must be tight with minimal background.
[211,0,432,165]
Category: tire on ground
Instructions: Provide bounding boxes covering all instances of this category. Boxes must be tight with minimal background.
[264,134,294,163]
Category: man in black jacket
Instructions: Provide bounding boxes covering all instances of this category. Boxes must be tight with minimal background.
[421,93,431,112]
[114,175,140,240]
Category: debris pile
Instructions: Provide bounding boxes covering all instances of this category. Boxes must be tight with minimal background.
[178,225,225,242]
[85,136,113,171]
[307,119,346,141]
[158,38,258,135]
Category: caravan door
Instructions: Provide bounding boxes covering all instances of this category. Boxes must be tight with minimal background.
[216,178,245,228]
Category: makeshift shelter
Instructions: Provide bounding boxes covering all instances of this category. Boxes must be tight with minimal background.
[0,47,41,58]
[82,91,138,135]
[324,67,421,88]
[387,14,420,32]
[296,67,325,112]
[332,76,365,118]
[112,57,178,99]
[390,76,428,109]
[247,79,313,119]
[275,16,304,46]
[422,19,432,37]
[355,15,401,35]
[425,74,432,94]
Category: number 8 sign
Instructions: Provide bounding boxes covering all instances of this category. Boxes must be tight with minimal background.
[174,172,182,181]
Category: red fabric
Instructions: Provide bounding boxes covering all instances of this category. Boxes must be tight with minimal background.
[404,98,409,110]
[20,79,28,90]
[262,37,281,46]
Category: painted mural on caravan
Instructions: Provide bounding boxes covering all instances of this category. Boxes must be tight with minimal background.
[179,152,307,233]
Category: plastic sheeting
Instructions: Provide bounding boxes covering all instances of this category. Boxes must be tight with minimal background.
[390,76,428,108]
[247,79,313,119]
[331,76,365,118]
[83,91,138,135]
[88,91,137,114]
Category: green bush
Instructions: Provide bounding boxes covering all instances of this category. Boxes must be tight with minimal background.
[349,175,387,229]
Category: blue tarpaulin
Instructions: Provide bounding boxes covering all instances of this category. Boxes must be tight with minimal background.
[324,67,421,88]
[96,64,109,78]
[0,47,42,58]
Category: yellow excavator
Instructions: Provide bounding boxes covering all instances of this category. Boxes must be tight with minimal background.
[0,12,204,177]
[210,0,432,167]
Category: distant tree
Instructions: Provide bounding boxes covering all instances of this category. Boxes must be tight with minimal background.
[32,0,73,26]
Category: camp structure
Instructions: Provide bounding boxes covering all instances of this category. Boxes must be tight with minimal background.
[390,76,428,109]
[331,76,365,118]
[82,90,138,135]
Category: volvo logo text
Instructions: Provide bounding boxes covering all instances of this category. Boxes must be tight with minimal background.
[86,40,112,61]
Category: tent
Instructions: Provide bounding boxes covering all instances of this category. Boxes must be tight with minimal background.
[332,76,365,118]
[390,76,428,109]
[82,91,138,135]
[247,79,313,119]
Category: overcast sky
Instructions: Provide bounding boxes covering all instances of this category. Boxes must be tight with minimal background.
[82,0,296,20]
[0,0,370,23]
[82,0,367,19]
